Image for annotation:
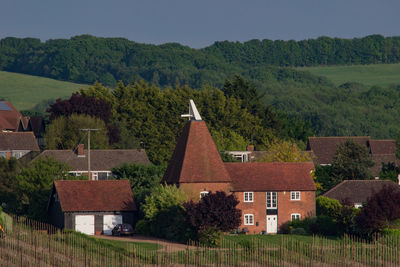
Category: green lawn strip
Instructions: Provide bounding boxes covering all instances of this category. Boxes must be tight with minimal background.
[299,63,400,87]
[0,70,87,111]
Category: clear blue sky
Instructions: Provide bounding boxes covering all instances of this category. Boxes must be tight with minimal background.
[1,0,399,48]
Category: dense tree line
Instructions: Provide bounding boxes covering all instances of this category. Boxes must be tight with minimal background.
[1,35,400,88]
[3,35,400,138]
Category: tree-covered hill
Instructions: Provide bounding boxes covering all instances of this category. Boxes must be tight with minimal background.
[2,34,400,139]
[1,34,400,88]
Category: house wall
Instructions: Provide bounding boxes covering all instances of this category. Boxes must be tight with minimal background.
[234,191,316,234]
[64,211,135,234]
[277,190,315,229]
[179,182,231,200]
[47,190,64,229]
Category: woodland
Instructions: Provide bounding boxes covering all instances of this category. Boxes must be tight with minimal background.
[2,34,400,138]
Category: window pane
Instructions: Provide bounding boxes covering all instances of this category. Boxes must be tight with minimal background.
[98,172,108,180]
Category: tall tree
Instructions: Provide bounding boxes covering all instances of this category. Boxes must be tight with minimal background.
[16,157,73,220]
[47,93,112,122]
[44,114,109,150]
[257,140,312,162]
[112,163,167,209]
[331,139,374,185]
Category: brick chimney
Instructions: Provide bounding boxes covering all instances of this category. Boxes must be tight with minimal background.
[77,144,85,157]
[247,145,255,152]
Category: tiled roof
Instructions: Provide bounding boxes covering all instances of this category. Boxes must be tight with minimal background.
[36,149,150,171]
[0,132,40,151]
[27,116,45,136]
[369,140,396,155]
[225,162,316,191]
[307,136,370,165]
[54,180,136,212]
[163,120,231,184]
[0,101,28,131]
[323,180,400,204]
[370,154,400,177]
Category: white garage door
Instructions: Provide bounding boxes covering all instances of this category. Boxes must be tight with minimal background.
[103,215,123,235]
[75,215,95,235]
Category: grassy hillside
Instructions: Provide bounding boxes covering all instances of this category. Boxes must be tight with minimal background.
[0,71,87,111]
[300,63,400,87]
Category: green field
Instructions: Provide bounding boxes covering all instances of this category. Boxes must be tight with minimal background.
[0,71,87,111]
[299,63,400,87]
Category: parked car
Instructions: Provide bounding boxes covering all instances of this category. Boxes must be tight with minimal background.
[111,223,134,236]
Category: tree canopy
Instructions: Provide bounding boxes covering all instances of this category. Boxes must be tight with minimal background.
[44,114,110,150]
[331,139,375,184]
[16,157,73,220]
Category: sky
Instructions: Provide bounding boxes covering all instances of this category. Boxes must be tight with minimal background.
[1,0,400,48]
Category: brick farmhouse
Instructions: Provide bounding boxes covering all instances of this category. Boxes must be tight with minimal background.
[163,100,316,234]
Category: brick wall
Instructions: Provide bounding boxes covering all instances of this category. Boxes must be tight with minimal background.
[235,190,316,234]
[277,191,315,229]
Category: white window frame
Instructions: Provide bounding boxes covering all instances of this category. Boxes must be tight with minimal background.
[266,192,277,209]
[290,191,301,201]
[244,214,254,225]
[244,192,254,202]
[92,172,98,180]
[200,191,209,199]
[291,213,301,221]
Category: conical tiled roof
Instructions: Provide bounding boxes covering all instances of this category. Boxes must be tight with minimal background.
[163,120,231,184]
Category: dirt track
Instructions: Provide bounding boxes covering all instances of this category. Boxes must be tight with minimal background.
[95,234,194,251]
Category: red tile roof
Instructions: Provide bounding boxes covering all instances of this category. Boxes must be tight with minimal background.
[369,140,396,155]
[0,132,40,151]
[54,180,136,212]
[225,162,316,191]
[0,101,28,131]
[323,180,400,204]
[163,120,231,184]
[307,136,370,165]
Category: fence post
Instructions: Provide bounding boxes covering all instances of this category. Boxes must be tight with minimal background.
[84,241,87,267]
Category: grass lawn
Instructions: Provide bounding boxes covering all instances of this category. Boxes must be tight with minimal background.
[0,71,87,111]
[223,234,341,248]
[64,231,162,252]
[299,63,400,87]
[91,237,162,251]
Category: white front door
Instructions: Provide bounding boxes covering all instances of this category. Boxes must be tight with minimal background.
[103,215,123,235]
[267,215,277,234]
[75,215,95,235]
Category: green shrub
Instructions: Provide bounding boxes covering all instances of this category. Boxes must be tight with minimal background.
[382,228,400,236]
[290,228,307,235]
[312,215,341,236]
[198,227,223,247]
[134,219,150,235]
[316,196,342,218]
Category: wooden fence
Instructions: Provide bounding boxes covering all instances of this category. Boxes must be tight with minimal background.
[0,215,399,266]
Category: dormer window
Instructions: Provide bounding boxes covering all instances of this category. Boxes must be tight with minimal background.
[244,192,254,202]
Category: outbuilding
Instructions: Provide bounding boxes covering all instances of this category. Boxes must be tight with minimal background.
[48,180,136,235]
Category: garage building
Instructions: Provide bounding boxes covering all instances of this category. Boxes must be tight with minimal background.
[48,180,136,235]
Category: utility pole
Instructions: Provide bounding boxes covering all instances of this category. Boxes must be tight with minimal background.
[80,129,99,180]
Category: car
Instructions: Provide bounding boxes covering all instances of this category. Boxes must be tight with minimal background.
[111,223,134,236]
